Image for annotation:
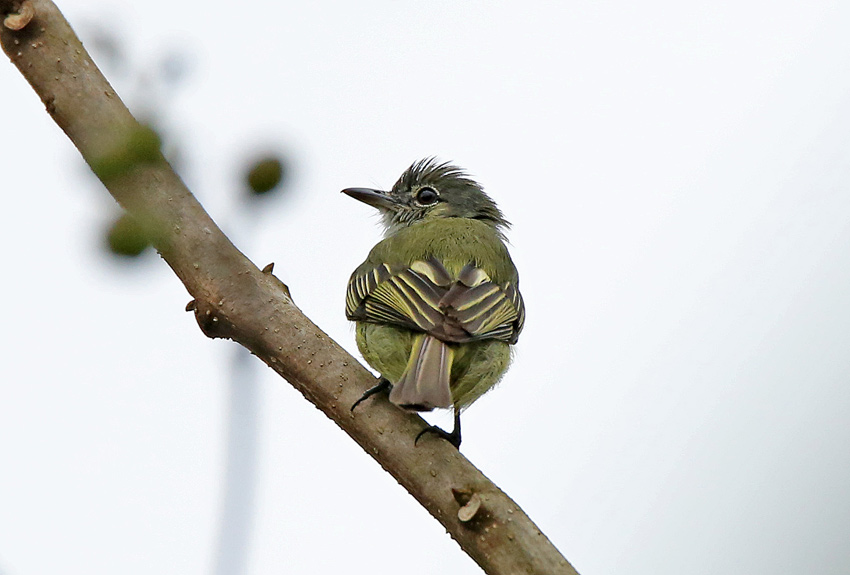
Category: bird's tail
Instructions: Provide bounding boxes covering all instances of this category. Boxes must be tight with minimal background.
[389,334,454,411]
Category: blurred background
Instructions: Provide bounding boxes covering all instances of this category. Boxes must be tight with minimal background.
[2,1,850,574]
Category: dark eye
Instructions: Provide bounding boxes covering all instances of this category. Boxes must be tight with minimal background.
[416,186,439,205]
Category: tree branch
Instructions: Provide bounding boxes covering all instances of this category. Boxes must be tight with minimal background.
[1,2,577,573]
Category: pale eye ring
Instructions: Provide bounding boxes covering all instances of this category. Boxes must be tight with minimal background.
[416,186,439,205]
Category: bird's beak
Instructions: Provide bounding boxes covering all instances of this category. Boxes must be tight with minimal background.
[341,187,398,211]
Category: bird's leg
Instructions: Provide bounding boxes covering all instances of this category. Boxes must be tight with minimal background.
[415,408,462,449]
[350,377,392,412]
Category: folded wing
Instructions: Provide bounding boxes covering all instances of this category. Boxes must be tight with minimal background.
[346,258,525,344]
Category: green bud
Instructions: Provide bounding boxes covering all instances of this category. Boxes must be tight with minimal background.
[126,125,163,164]
[246,156,285,195]
[106,213,151,257]
[90,124,163,182]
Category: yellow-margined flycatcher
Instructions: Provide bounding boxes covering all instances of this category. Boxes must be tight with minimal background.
[344,158,525,448]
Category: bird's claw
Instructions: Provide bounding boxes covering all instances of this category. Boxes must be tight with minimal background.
[415,409,462,449]
[350,378,392,412]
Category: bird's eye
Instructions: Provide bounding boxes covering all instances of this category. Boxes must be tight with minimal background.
[416,186,439,205]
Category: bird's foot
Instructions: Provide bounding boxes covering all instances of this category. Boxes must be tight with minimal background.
[415,410,462,449]
[415,425,461,449]
[350,378,392,412]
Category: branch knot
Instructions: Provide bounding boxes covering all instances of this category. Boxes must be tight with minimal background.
[3,0,34,30]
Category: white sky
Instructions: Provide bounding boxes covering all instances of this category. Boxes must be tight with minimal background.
[2,1,850,574]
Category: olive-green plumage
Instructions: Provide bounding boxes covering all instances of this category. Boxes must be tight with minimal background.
[343,158,524,446]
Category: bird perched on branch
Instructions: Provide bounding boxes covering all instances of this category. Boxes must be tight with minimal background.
[343,158,525,448]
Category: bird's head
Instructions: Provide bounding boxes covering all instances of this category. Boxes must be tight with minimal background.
[342,158,508,236]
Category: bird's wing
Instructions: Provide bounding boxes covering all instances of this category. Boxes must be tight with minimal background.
[346,259,524,344]
[440,264,526,344]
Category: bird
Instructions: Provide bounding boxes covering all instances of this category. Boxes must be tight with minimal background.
[343,158,525,448]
